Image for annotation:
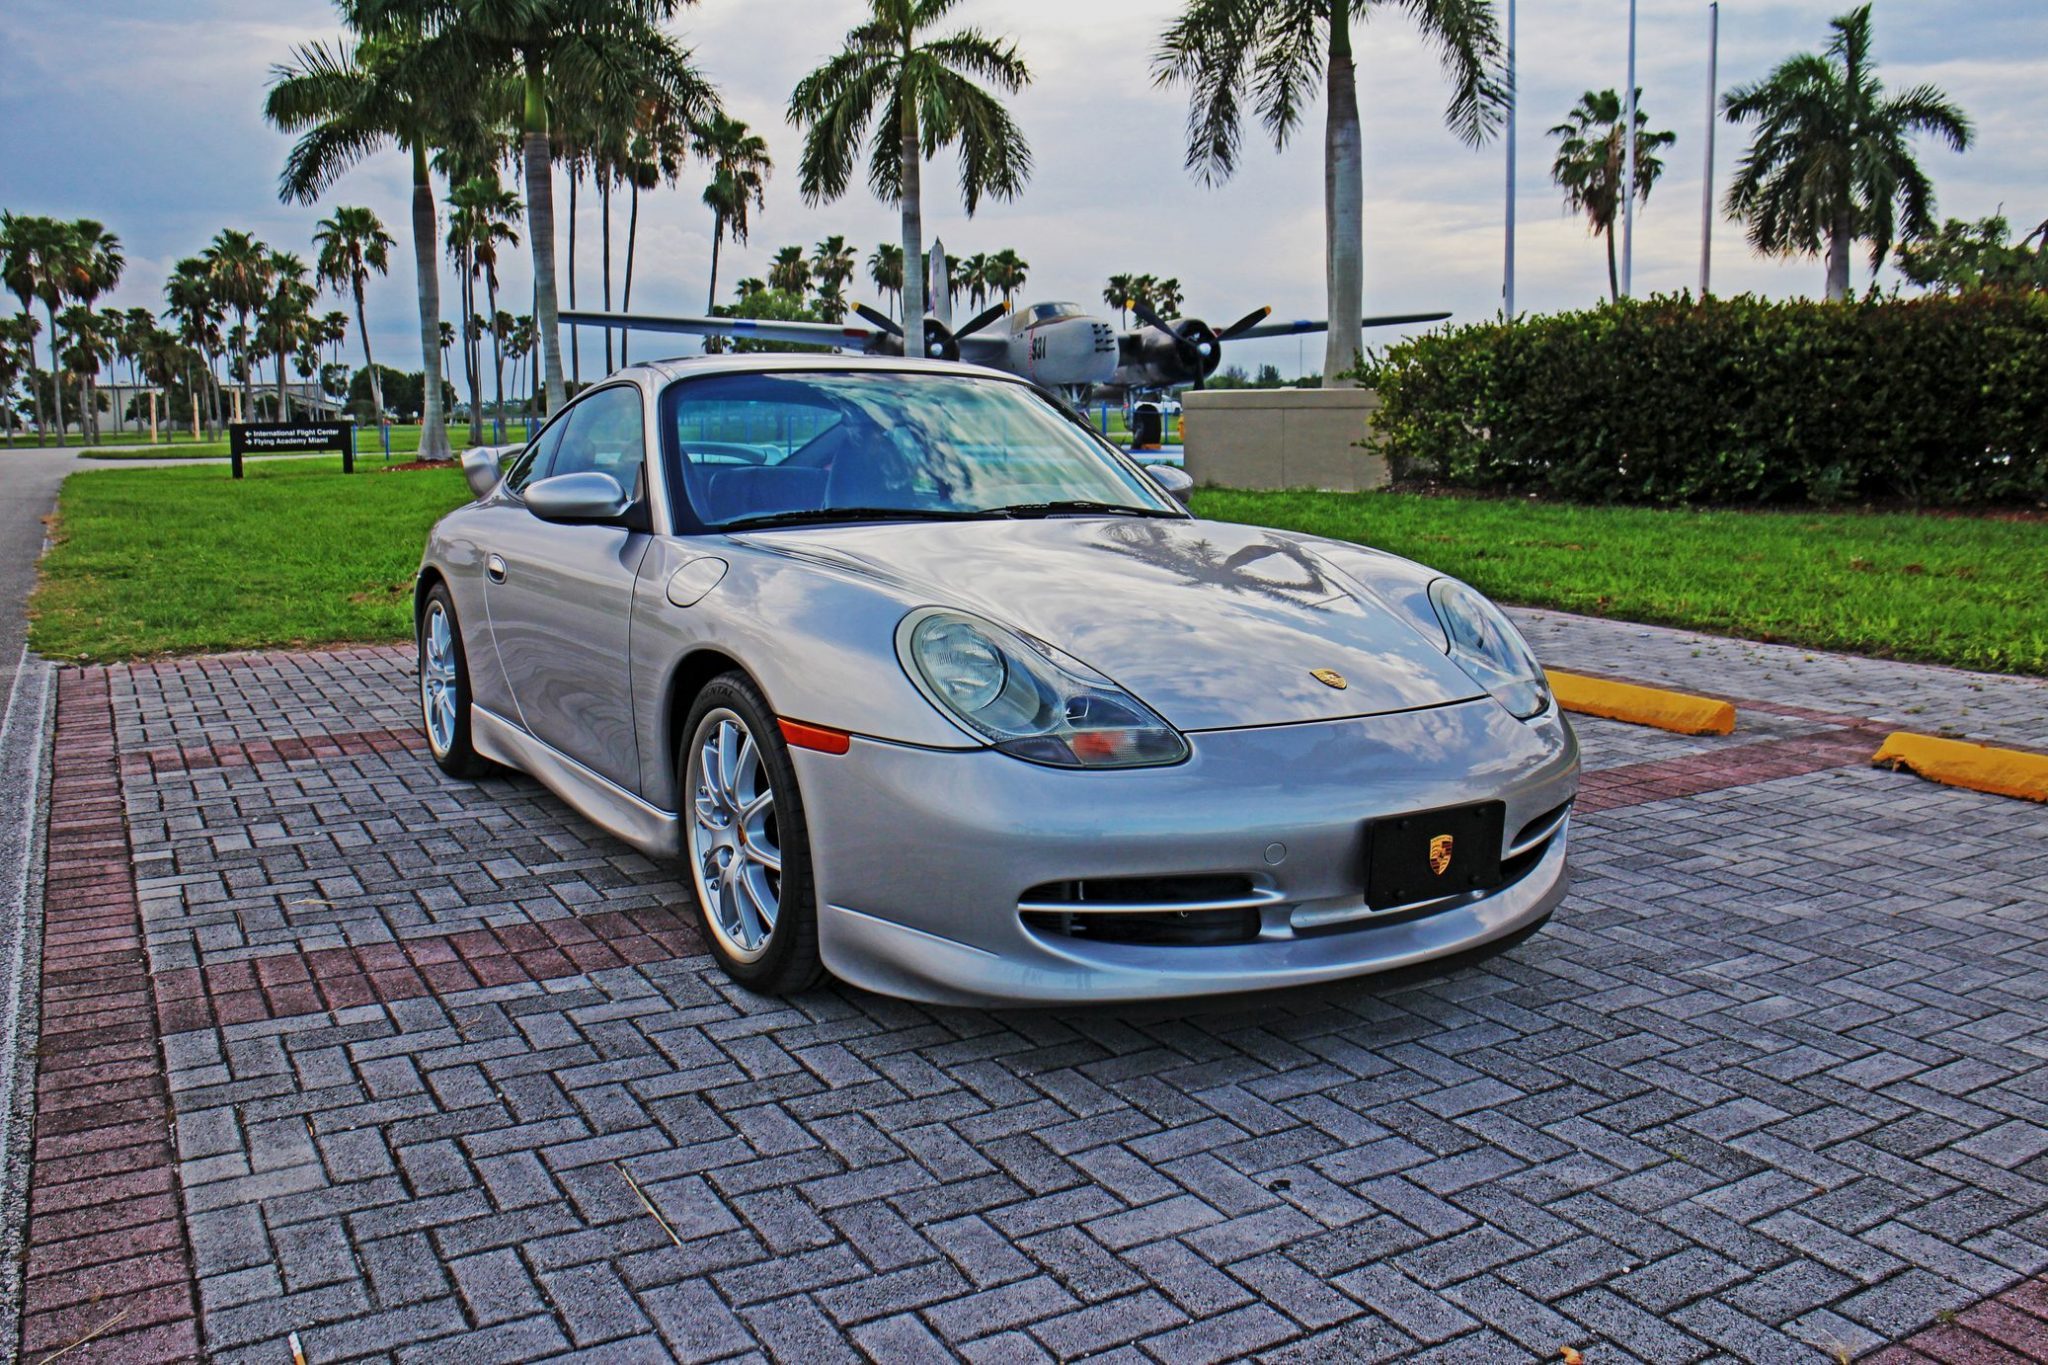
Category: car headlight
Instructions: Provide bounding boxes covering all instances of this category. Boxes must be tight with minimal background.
[897,608,1190,768]
[1427,579,1551,720]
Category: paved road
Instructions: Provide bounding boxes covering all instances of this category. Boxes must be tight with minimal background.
[8,634,2043,1362]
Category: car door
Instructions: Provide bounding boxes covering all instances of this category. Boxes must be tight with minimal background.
[482,383,654,792]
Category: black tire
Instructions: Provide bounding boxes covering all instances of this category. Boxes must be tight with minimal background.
[680,672,825,995]
[417,582,490,778]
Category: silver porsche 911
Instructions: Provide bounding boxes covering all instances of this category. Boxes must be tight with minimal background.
[416,355,1578,1006]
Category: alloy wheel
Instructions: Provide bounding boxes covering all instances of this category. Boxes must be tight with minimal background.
[687,708,782,962]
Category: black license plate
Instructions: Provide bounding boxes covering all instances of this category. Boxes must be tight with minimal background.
[1366,801,1506,909]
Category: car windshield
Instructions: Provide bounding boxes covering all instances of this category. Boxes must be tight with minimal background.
[662,370,1179,531]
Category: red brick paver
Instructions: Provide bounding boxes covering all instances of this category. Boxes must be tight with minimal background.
[18,671,200,1363]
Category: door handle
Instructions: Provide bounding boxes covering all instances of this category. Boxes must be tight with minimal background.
[485,553,507,584]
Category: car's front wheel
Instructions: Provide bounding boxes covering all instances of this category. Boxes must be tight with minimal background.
[418,583,489,778]
[681,674,824,995]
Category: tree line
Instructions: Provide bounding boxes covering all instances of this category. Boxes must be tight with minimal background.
[2,0,2037,451]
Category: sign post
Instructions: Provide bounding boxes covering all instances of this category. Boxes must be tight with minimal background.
[227,421,355,479]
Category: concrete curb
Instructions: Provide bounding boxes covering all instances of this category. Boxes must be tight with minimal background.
[1873,731,2048,803]
[1545,669,1738,737]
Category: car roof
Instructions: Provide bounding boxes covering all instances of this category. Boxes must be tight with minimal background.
[633,353,1023,387]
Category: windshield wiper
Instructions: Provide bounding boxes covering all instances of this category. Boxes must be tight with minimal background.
[718,506,999,532]
[990,500,1180,519]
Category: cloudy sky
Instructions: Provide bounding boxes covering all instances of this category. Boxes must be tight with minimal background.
[2,0,2042,389]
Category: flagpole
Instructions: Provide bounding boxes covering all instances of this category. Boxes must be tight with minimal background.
[1700,2,1720,297]
[1622,0,1639,298]
[1504,0,1517,319]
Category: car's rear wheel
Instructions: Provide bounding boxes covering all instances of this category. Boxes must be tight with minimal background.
[418,583,489,778]
[682,674,824,995]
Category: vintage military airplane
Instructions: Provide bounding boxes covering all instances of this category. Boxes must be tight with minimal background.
[560,238,1449,399]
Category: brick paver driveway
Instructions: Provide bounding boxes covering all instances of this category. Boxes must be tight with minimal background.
[18,613,2048,1363]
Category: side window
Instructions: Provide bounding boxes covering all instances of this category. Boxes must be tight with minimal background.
[551,386,646,496]
[503,418,565,494]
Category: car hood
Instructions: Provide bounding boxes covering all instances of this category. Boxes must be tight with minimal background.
[732,516,1485,730]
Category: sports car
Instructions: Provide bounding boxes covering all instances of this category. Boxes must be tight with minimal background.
[416,355,1578,1006]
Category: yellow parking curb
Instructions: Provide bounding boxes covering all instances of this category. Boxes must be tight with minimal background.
[1545,670,1737,737]
[1872,732,2048,803]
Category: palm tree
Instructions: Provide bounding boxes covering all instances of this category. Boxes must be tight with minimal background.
[811,235,857,320]
[0,314,39,444]
[735,277,767,300]
[1724,4,1971,301]
[313,205,396,426]
[1550,89,1675,303]
[60,222,123,444]
[58,307,112,439]
[163,259,225,437]
[960,252,991,309]
[986,248,1029,306]
[1152,276,1184,317]
[205,231,272,425]
[694,113,772,314]
[263,252,318,420]
[789,0,1032,343]
[1103,272,1135,327]
[869,242,905,318]
[414,0,719,413]
[447,174,521,440]
[1156,0,1505,384]
[768,246,810,298]
[266,31,480,459]
[0,213,73,443]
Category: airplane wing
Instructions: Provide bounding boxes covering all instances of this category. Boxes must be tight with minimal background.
[1235,310,1452,340]
[560,309,885,353]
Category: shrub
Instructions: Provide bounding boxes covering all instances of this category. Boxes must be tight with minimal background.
[1362,293,2048,506]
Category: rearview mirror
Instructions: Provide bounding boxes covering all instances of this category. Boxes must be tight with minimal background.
[525,471,631,523]
[462,445,513,500]
[1144,463,1193,507]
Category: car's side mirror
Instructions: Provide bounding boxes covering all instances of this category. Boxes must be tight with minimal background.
[1144,463,1193,507]
[525,471,631,524]
[463,445,513,500]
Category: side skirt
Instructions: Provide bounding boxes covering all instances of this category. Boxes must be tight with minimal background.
[471,705,681,859]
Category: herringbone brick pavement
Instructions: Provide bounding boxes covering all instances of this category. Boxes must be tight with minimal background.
[20,626,2048,1364]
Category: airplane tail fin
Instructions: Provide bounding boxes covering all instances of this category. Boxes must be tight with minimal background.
[927,238,951,326]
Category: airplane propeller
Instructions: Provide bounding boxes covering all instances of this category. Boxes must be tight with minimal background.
[852,300,1009,363]
[1128,300,1274,389]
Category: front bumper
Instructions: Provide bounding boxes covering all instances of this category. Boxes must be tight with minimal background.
[794,697,1579,1007]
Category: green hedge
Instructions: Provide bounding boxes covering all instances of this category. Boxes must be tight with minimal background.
[1364,293,2048,506]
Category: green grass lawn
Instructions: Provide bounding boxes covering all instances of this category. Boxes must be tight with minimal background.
[30,457,473,661]
[1195,489,2048,675]
[53,422,526,461]
[28,461,2046,675]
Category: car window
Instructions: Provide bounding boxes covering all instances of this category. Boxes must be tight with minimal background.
[662,371,1174,531]
[550,386,646,496]
[502,419,565,494]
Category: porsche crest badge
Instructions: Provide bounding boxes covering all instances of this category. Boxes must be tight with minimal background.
[1428,834,1455,876]
[1310,668,1348,690]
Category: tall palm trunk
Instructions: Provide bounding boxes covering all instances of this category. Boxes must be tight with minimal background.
[601,175,614,374]
[412,142,452,460]
[353,278,383,427]
[898,96,925,356]
[235,306,254,426]
[705,214,723,312]
[20,308,47,444]
[523,62,566,414]
[1322,2,1364,388]
[1605,223,1619,303]
[1825,212,1852,301]
[622,181,639,368]
[462,247,482,444]
[487,272,504,440]
[568,171,580,384]
[44,302,65,440]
